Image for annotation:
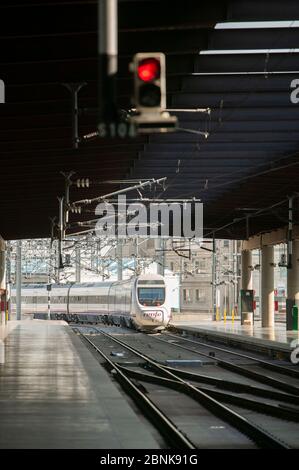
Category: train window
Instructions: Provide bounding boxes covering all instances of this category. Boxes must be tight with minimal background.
[138,287,165,306]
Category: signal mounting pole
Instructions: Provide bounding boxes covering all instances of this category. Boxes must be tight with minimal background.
[57,197,65,279]
[61,171,75,230]
[98,0,118,122]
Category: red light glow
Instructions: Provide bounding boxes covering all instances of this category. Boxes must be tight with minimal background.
[137,58,160,82]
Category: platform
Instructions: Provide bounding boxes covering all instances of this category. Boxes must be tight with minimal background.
[169,318,299,357]
[0,320,159,449]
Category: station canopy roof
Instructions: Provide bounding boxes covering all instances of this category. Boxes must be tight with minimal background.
[1,0,299,240]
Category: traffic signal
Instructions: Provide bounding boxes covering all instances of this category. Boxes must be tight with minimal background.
[129,52,177,133]
[131,52,166,113]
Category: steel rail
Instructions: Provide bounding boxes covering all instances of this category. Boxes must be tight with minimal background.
[72,327,299,405]
[165,331,299,379]
[79,332,196,449]
[97,330,290,449]
[153,335,299,396]
[161,364,299,406]
[118,365,299,423]
[75,325,299,405]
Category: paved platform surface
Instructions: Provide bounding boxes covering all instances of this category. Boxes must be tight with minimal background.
[0,320,159,449]
[170,319,299,354]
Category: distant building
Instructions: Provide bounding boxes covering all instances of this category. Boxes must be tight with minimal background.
[164,240,213,313]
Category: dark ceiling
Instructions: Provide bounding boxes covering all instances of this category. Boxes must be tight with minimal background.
[1,0,299,240]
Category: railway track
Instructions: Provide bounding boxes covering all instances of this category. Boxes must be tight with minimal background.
[151,334,299,396]
[75,326,299,407]
[77,327,292,449]
[82,332,196,449]
[164,331,299,378]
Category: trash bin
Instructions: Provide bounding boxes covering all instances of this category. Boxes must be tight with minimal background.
[241,311,253,326]
[293,305,298,331]
[240,290,254,326]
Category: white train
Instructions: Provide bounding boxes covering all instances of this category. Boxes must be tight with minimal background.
[11,274,170,331]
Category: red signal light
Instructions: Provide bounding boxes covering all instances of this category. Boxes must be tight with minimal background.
[137,58,160,82]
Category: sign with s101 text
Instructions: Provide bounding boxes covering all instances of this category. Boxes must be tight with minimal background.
[97,121,136,138]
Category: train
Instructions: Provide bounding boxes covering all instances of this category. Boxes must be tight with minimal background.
[11,274,170,331]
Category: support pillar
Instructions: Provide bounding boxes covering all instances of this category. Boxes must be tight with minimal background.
[241,249,252,290]
[6,241,11,321]
[233,240,239,308]
[261,245,274,327]
[16,240,22,321]
[0,239,6,324]
[212,235,216,320]
[287,239,299,330]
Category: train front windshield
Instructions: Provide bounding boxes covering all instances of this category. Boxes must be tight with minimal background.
[138,287,165,306]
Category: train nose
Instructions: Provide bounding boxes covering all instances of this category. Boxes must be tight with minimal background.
[141,309,165,325]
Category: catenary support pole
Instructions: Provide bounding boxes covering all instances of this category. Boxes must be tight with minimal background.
[117,241,123,281]
[47,276,51,321]
[16,240,22,321]
[75,244,81,283]
[156,238,165,276]
[286,197,296,330]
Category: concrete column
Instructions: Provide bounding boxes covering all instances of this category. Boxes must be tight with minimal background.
[261,245,274,327]
[6,241,11,321]
[16,240,22,321]
[287,239,299,330]
[0,239,6,324]
[211,236,216,320]
[241,249,252,290]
